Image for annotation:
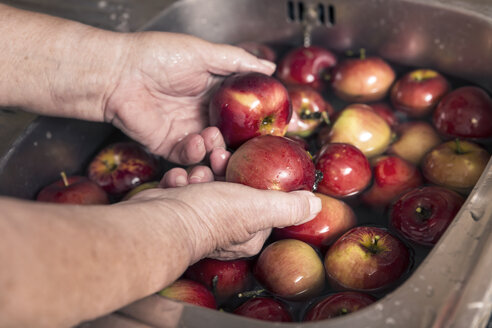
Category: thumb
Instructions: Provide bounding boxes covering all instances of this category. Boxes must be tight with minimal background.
[205,43,276,76]
[244,190,322,232]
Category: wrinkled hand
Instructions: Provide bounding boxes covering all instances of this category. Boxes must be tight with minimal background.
[104,32,275,175]
[129,182,321,261]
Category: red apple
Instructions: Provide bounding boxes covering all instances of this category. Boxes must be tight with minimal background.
[391,69,450,117]
[433,86,492,139]
[390,186,465,246]
[328,104,392,158]
[233,297,292,322]
[388,121,442,165]
[254,239,325,300]
[303,291,376,321]
[236,41,277,62]
[421,139,490,193]
[315,143,372,198]
[362,155,423,208]
[37,172,109,205]
[276,45,337,90]
[285,135,310,151]
[184,258,252,302]
[209,72,291,149]
[324,226,410,291]
[121,181,159,201]
[286,85,333,137]
[273,193,357,249]
[87,142,159,195]
[226,135,316,191]
[331,52,395,102]
[370,102,399,128]
[158,279,217,309]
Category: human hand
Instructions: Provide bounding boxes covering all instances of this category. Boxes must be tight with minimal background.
[127,182,321,261]
[104,32,276,175]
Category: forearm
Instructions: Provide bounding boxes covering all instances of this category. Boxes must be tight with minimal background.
[0,4,126,121]
[0,196,193,327]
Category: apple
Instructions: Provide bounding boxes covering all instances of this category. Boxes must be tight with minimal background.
[121,181,159,201]
[233,297,292,322]
[324,226,410,291]
[328,104,392,158]
[390,186,465,246]
[254,239,325,300]
[286,85,333,138]
[276,45,337,90]
[285,135,310,151]
[158,279,217,309]
[421,139,490,193]
[370,102,399,128]
[236,41,277,62]
[209,72,291,149]
[37,172,109,205]
[87,142,159,195]
[433,86,492,139]
[390,69,450,117]
[272,193,357,249]
[184,258,252,302]
[388,121,442,165]
[303,291,376,321]
[226,135,316,191]
[361,155,423,208]
[315,143,372,198]
[331,51,395,102]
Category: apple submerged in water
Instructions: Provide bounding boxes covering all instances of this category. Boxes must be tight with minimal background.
[324,226,410,291]
[158,279,217,309]
[303,291,376,321]
[36,173,109,205]
[225,135,316,191]
[209,72,291,149]
[233,297,292,322]
[390,186,465,246]
[254,239,325,300]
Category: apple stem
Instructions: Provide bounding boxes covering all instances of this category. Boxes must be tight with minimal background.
[454,138,465,154]
[238,289,265,298]
[360,48,366,60]
[60,171,69,187]
[339,308,349,316]
[415,206,432,221]
[312,170,324,192]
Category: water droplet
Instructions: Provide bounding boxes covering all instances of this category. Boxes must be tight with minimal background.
[385,317,396,325]
[375,303,384,311]
[33,141,38,146]
[426,285,434,297]
[45,131,52,139]
[394,300,401,306]
[470,208,484,221]
[413,287,420,293]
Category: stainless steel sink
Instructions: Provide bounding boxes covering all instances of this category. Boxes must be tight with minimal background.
[1,0,491,327]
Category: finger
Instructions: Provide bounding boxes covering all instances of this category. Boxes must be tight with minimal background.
[206,44,276,76]
[160,168,189,188]
[208,229,271,260]
[168,134,207,165]
[188,166,214,184]
[209,147,231,177]
[200,126,226,152]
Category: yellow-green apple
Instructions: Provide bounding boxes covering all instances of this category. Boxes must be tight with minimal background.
[272,193,357,250]
[88,142,159,195]
[121,181,159,201]
[303,291,376,321]
[158,279,217,309]
[233,297,292,322]
[324,226,410,291]
[391,69,450,117]
[276,45,337,90]
[286,85,333,138]
[253,239,325,300]
[209,72,291,149]
[184,258,252,303]
[433,86,492,139]
[37,172,109,205]
[331,52,395,102]
[315,143,372,198]
[328,104,392,158]
[226,135,316,191]
[388,121,442,165]
[236,41,277,62]
[361,155,423,208]
[390,186,464,246]
[421,139,490,193]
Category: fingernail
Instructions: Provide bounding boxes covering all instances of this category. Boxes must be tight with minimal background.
[175,175,188,187]
[259,59,276,72]
[189,169,205,183]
